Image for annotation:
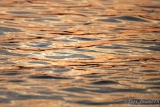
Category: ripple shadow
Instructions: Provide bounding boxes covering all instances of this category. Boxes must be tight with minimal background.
[0,26,23,35]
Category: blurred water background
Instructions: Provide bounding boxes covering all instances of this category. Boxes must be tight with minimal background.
[0,0,160,107]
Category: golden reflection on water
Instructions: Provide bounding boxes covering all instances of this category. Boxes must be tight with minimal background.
[0,0,160,107]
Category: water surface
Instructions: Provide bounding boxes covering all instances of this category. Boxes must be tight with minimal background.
[0,0,160,107]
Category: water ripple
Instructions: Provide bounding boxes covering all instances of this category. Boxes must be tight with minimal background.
[0,0,159,106]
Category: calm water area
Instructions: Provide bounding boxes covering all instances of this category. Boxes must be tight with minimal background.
[0,0,160,107]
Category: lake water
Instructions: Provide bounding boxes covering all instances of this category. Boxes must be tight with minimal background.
[0,0,160,107]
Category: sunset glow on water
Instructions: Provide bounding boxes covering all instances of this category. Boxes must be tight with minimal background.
[0,0,160,107]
